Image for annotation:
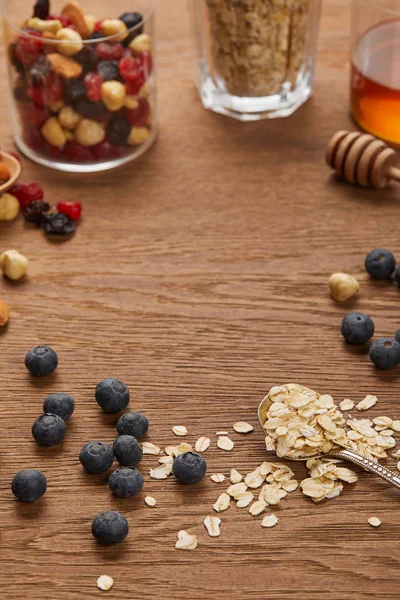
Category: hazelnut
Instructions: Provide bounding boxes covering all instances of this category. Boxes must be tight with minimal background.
[329,273,360,302]
[48,100,65,113]
[75,119,105,147]
[0,300,9,327]
[41,117,67,148]
[0,194,20,221]
[129,33,152,54]
[56,28,83,56]
[128,127,150,146]
[0,249,29,281]
[100,19,128,40]
[58,105,82,129]
[124,95,139,110]
[101,81,126,112]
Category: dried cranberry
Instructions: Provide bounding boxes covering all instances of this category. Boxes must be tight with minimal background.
[23,200,50,225]
[83,73,103,101]
[125,75,145,95]
[137,51,153,78]
[9,182,44,208]
[96,42,124,61]
[46,14,73,27]
[46,72,63,102]
[126,98,150,127]
[92,140,122,160]
[57,201,82,221]
[45,143,64,160]
[28,83,45,107]
[74,46,99,73]
[16,31,43,66]
[21,103,49,126]
[23,126,44,151]
[64,142,93,162]
[94,19,106,32]
[42,213,76,236]
[118,56,142,81]
[34,0,50,20]
[106,115,131,145]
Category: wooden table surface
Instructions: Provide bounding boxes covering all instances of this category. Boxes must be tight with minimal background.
[1,1,400,599]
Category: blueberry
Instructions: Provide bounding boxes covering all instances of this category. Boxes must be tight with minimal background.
[43,393,75,421]
[95,378,130,413]
[395,264,400,285]
[42,213,76,236]
[365,248,396,279]
[341,312,375,345]
[396,329,400,344]
[88,31,105,41]
[64,78,86,104]
[92,510,129,545]
[113,435,143,466]
[97,60,120,82]
[172,452,207,484]
[109,466,144,498]
[25,345,58,377]
[117,412,149,439]
[119,12,143,46]
[23,200,50,225]
[32,413,66,446]
[75,99,107,119]
[74,46,98,73]
[33,0,50,19]
[11,469,47,502]
[79,441,114,474]
[106,116,131,145]
[369,337,400,370]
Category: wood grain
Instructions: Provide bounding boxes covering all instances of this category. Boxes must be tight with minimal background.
[1,1,400,598]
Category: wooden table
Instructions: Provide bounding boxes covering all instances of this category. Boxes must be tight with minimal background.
[1,1,399,598]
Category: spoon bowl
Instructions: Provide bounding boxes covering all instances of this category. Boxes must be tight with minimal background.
[0,152,21,194]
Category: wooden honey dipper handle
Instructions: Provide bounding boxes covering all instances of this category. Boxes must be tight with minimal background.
[326,130,399,188]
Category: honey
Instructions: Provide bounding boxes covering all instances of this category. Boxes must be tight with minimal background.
[351,19,400,146]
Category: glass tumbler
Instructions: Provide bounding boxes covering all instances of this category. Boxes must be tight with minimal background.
[188,0,321,121]
[351,0,400,145]
[3,0,156,172]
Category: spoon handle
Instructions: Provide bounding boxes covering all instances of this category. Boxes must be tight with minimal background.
[329,449,400,490]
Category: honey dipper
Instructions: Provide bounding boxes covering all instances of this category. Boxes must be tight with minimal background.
[326,130,400,188]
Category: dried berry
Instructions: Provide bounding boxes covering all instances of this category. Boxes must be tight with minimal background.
[88,31,104,41]
[119,12,143,46]
[74,46,99,73]
[106,115,131,145]
[46,14,73,28]
[57,201,82,221]
[21,103,49,126]
[96,42,124,61]
[64,78,86,104]
[92,140,121,160]
[9,43,25,75]
[97,60,120,82]
[42,212,76,236]
[119,56,142,82]
[64,141,93,162]
[29,55,50,84]
[126,98,150,127]
[33,0,50,20]
[125,74,145,95]
[15,31,43,66]
[75,98,107,119]
[9,182,44,208]
[23,200,50,225]
[23,126,44,151]
[83,72,103,101]
[138,51,153,78]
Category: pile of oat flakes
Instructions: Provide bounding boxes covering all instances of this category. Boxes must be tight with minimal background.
[143,384,400,550]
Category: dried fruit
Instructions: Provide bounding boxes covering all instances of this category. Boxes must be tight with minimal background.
[0,163,10,182]
[0,301,9,327]
[0,249,29,280]
[106,115,131,145]
[97,42,124,61]
[33,0,50,20]
[126,97,150,127]
[23,200,50,225]
[84,73,103,101]
[0,194,20,221]
[9,182,44,208]
[47,53,83,78]
[64,141,93,162]
[92,140,121,160]
[42,212,76,236]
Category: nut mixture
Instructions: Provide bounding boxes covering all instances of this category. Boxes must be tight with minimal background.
[204,0,310,97]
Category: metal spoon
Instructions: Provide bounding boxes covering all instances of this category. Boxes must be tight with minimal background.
[258,384,400,490]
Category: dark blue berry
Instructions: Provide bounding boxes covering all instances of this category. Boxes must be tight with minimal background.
[365,248,396,279]
[119,12,143,46]
[341,312,375,345]
[95,378,130,413]
[25,345,58,377]
[173,452,207,484]
[369,337,400,370]
[64,78,86,104]
[113,435,143,466]
[23,200,50,225]
[29,56,50,84]
[88,31,105,41]
[32,413,66,446]
[106,115,131,145]
[97,60,120,82]
[92,510,129,545]
[395,329,400,344]
[33,0,50,19]
[12,469,47,502]
[74,46,98,73]
[43,393,75,421]
[75,99,107,119]
[79,441,114,474]
[42,213,76,236]
[109,466,144,498]
[117,412,149,439]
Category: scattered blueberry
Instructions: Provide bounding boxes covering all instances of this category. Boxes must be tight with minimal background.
[395,329,400,344]
[79,441,114,474]
[172,452,207,484]
[113,435,143,466]
[43,393,75,421]
[341,312,375,345]
[32,413,66,446]
[117,412,149,439]
[33,0,50,19]
[97,60,120,82]
[25,345,58,377]
[12,469,47,502]
[365,248,396,279]
[109,466,144,498]
[106,115,131,145]
[369,337,400,370]
[42,213,76,236]
[92,510,129,545]
[95,378,130,413]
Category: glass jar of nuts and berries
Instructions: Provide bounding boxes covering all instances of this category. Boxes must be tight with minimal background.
[4,0,156,172]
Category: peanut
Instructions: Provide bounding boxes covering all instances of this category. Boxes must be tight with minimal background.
[129,33,152,54]
[58,105,82,130]
[125,95,139,110]
[75,119,105,147]
[0,301,9,327]
[41,117,67,147]
[47,100,65,113]
[100,19,128,40]
[0,163,11,182]
[0,249,28,281]
[0,194,20,221]
[55,28,83,56]
[329,273,360,303]
[128,127,150,146]
[101,81,126,111]
[27,18,63,33]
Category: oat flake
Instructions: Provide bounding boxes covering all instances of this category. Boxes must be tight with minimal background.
[210,473,225,483]
[217,436,234,451]
[172,426,188,437]
[145,496,157,507]
[340,399,354,411]
[213,493,230,512]
[233,422,254,434]
[229,469,243,484]
[204,515,221,537]
[142,442,161,455]
[261,514,279,528]
[195,436,211,452]
[175,530,198,550]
